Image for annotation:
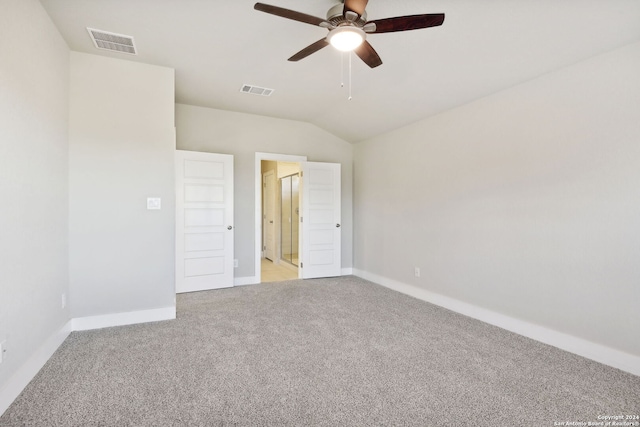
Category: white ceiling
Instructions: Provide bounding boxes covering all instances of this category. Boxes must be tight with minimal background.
[39,0,640,143]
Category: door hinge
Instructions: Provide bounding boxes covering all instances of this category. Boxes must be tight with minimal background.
[300,262,303,268]
[263,246,266,251]
[300,171,303,177]
[300,217,303,223]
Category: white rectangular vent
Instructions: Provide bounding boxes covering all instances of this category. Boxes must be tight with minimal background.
[87,28,137,55]
[240,84,274,97]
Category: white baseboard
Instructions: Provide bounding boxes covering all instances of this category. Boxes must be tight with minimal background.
[352,269,640,377]
[341,267,353,276]
[71,306,176,331]
[1,305,178,416]
[0,320,72,416]
[234,276,259,286]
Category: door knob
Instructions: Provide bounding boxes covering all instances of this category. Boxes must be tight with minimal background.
[227,226,233,230]
[336,223,341,228]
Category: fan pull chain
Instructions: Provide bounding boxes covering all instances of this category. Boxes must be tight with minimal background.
[339,52,354,100]
[348,51,353,101]
[340,52,345,88]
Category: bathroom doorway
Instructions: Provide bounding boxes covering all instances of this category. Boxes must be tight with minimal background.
[260,159,301,282]
[255,152,342,283]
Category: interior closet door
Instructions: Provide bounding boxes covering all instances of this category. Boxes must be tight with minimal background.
[175,150,234,293]
[300,162,341,279]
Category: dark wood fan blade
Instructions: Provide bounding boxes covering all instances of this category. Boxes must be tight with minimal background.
[254,3,327,27]
[343,0,369,17]
[354,41,382,68]
[288,39,330,62]
[367,14,445,33]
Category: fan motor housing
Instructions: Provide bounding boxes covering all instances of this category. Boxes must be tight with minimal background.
[326,4,367,27]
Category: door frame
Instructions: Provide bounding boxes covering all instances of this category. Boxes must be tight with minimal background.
[254,152,307,283]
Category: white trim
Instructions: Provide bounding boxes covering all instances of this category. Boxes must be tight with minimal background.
[353,268,640,377]
[0,270,342,419]
[71,306,176,331]
[1,306,178,416]
[0,321,72,416]
[254,152,307,285]
[341,267,353,275]
[234,276,259,286]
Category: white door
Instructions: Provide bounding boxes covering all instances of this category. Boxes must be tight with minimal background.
[263,170,276,261]
[300,162,341,279]
[175,150,234,293]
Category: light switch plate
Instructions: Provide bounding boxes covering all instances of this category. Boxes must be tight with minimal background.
[147,197,161,210]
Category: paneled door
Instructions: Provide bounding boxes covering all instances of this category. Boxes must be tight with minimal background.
[300,162,341,279]
[175,150,234,293]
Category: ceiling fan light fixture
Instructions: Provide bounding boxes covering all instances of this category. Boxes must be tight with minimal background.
[327,26,365,52]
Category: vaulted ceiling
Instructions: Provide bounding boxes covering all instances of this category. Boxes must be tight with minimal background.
[39,0,640,142]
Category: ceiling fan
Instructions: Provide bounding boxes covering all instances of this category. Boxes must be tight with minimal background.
[254,0,445,68]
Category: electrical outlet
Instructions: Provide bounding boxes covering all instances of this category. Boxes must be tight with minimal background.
[0,340,6,364]
[414,267,421,277]
[61,293,66,309]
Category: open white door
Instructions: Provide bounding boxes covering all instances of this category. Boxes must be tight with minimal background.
[300,162,341,279]
[176,150,234,293]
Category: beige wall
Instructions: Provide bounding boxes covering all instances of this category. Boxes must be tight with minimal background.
[176,104,353,279]
[69,52,176,318]
[0,0,70,404]
[354,42,640,359]
[277,162,300,179]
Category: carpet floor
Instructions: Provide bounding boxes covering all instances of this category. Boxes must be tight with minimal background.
[1,276,639,426]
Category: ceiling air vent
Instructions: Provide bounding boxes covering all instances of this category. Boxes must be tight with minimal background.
[87,28,137,55]
[240,84,274,97]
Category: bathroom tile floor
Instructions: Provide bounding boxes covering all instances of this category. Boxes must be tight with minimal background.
[261,258,298,283]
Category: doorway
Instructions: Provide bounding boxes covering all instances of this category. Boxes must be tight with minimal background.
[255,153,307,283]
[260,160,300,282]
[255,153,343,283]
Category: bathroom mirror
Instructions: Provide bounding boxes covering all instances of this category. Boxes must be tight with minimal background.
[280,173,299,266]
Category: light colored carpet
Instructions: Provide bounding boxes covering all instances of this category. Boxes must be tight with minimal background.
[2,276,639,426]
